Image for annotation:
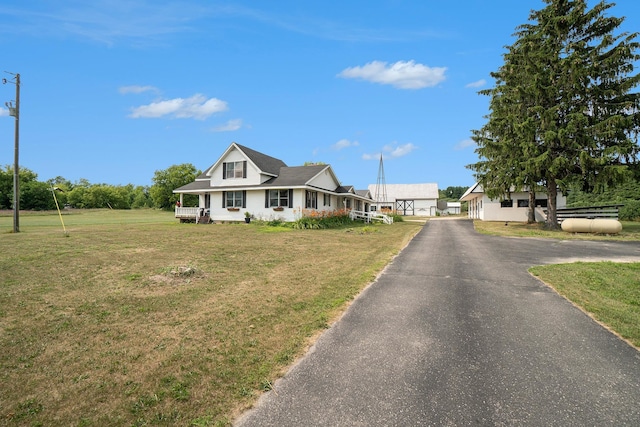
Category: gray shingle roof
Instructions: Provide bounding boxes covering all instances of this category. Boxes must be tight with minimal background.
[335,185,354,194]
[175,145,375,198]
[194,172,208,180]
[262,165,328,187]
[174,180,212,192]
[236,143,287,175]
[194,143,287,181]
[175,165,332,192]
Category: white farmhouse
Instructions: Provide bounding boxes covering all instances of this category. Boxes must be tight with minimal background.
[173,142,374,223]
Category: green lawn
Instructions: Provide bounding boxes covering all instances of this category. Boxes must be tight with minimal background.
[0,209,422,426]
[1,210,637,426]
[474,219,640,240]
[0,208,176,231]
[530,262,640,348]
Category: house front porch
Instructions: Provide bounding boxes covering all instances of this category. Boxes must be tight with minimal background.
[175,207,211,223]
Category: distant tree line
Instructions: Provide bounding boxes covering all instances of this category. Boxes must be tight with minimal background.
[3,164,639,218]
[0,163,200,211]
[438,186,467,201]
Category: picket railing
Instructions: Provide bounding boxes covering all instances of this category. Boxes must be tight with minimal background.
[349,210,393,224]
[175,207,199,218]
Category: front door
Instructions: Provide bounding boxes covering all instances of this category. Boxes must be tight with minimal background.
[396,200,414,215]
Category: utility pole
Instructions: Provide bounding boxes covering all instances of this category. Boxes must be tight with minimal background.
[3,72,20,233]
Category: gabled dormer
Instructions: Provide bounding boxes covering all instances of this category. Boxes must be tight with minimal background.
[206,142,287,187]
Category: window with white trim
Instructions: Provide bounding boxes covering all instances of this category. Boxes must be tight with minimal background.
[224,161,245,179]
[225,191,244,208]
[269,190,289,207]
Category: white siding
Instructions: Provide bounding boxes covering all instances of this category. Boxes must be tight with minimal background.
[308,168,339,191]
[200,188,363,223]
[176,144,373,223]
[413,199,438,216]
[465,191,567,222]
[368,183,439,216]
[209,147,264,186]
[446,202,461,214]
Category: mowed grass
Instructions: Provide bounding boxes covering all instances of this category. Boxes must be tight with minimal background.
[474,219,640,240]
[0,210,422,426]
[530,262,640,348]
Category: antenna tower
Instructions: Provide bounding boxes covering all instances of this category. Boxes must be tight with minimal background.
[374,153,388,210]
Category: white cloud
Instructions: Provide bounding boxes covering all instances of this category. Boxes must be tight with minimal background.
[338,60,446,89]
[0,108,8,117]
[465,79,486,88]
[119,85,160,95]
[384,142,418,157]
[454,139,475,150]
[332,138,359,150]
[362,142,418,160]
[129,94,228,120]
[212,119,242,132]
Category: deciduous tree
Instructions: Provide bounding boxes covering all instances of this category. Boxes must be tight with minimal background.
[0,166,38,210]
[150,164,200,210]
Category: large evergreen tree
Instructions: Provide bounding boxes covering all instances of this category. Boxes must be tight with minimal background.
[470,45,541,223]
[469,0,640,228]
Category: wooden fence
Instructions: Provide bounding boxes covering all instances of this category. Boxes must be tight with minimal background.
[549,205,623,223]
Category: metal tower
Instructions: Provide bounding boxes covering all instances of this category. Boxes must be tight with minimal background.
[374,154,388,211]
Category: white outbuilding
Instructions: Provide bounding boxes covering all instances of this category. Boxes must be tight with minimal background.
[368,183,439,216]
[460,183,566,222]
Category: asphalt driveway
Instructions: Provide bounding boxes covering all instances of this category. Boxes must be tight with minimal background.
[236,218,640,426]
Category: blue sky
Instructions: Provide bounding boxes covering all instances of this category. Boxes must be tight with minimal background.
[1,1,638,190]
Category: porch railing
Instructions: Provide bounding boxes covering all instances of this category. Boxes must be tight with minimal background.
[175,207,199,218]
[349,210,393,224]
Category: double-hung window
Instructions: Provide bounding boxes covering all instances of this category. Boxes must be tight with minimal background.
[269,190,289,207]
[323,193,331,206]
[265,189,292,208]
[223,161,246,179]
[224,191,244,208]
[305,190,317,209]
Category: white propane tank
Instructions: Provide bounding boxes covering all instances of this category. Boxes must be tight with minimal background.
[561,218,622,234]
